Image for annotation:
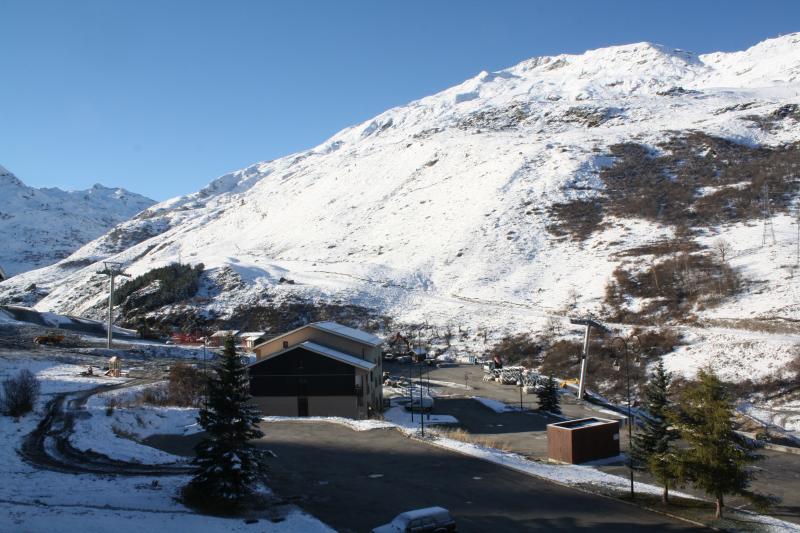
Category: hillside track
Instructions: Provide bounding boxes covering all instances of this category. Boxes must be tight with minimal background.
[19,378,193,476]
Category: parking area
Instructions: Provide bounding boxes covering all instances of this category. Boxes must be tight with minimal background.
[432,397,559,458]
[384,361,626,420]
[384,362,800,525]
[384,361,629,459]
[254,420,697,533]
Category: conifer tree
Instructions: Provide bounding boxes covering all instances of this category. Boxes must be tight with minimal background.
[670,368,768,519]
[537,375,561,415]
[630,360,679,503]
[184,335,265,512]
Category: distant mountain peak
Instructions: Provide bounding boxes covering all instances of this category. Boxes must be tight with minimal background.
[0,166,155,277]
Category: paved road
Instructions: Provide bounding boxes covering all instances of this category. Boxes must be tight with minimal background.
[254,421,699,533]
[433,397,561,458]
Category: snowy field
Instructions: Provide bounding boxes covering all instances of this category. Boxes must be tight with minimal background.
[0,355,333,533]
[0,354,129,394]
[70,382,201,465]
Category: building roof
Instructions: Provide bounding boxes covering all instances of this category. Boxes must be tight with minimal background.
[252,321,382,351]
[210,330,240,338]
[250,341,376,372]
[309,321,382,346]
[397,507,452,521]
[548,417,618,430]
[239,331,266,339]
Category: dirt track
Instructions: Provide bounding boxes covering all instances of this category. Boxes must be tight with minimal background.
[18,379,193,476]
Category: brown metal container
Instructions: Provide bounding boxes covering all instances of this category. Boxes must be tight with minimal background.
[547,417,620,464]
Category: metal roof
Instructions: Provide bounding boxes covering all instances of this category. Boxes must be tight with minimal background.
[239,331,266,339]
[210,330,240,337]
[309,321,382,346]
[252,321,382,351]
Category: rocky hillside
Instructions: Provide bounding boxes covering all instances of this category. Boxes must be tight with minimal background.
[1,34,799,385]
[0,165,155,277]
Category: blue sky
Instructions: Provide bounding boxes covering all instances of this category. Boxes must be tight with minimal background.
[1,1,798,201]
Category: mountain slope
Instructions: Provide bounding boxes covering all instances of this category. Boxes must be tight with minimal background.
[0,165,155,277]
[1,34,799,383]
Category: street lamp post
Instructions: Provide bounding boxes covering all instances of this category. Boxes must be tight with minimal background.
[610,334,642,500]
[419,361,425,437]
[410,323,428,424]
[202,327,209,410]
[426,358,431,421]
[409,360,414,423]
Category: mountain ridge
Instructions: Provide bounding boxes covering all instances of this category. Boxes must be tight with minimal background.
[0,166,155,277]
[1,34,799,384]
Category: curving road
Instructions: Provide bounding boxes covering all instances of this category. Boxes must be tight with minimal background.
[18,379,193,476]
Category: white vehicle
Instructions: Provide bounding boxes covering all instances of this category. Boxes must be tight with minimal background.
[408,395,434,412]
[372,507,456,533]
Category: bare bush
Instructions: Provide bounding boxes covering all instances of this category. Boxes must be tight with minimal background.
[2,369,41,417]
[546,199,604,241]
[167,363,207,407]
[105,397,118,416]
[489,333,544,367]
[118,364,206,408]
[542,316,564,342]
[604,252,742,323]
[714,238,731,263]
[547,133,800,241]
[788,349,800,377]
[434,427,512,452]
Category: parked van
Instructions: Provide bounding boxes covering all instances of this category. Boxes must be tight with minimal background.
[372,506,456,533]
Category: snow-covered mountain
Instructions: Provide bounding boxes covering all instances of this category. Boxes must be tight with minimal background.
[2,34,799,383]
[0,165,154,277]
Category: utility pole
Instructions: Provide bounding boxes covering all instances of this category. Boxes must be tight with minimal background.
[570,318,608,400]
[611,335,642,500]
[762,183,776,246]
[99,261,130,349]
[419,361,425,437]
[796,207,799,266]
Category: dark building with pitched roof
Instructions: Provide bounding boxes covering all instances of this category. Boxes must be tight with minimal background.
[250,322,383,419]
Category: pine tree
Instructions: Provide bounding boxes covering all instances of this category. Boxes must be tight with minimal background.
[630,360,679,503]
[670,368,768,519]
[537,375,561,415]
[184,335,265,512]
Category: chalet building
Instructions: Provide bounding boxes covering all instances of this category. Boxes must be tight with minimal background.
[239,331,267,351]
[249,321,383,419]
[208,329,240,347]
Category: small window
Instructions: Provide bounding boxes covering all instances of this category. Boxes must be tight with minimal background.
[283,341,288,349]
